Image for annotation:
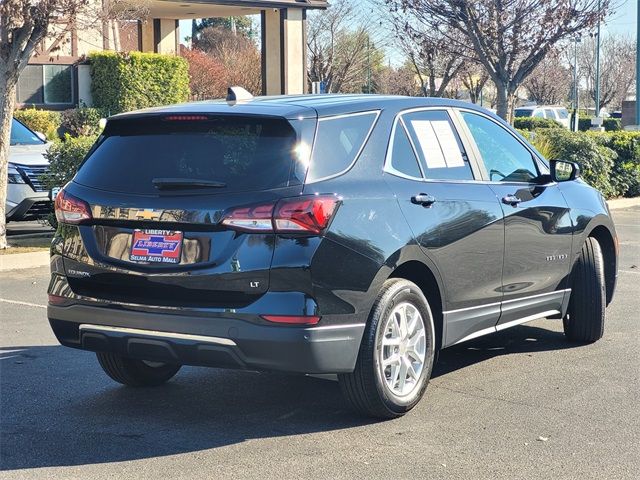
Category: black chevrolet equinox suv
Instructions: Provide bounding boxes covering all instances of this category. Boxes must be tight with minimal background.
[48,94,618,418]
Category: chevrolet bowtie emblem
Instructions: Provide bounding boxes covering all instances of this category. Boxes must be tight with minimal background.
[135,209,161,220]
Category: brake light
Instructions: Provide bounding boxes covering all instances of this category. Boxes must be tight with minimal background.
[163,115,209,121]
[274,196,338,234]
[54,190,92,224]
[261,315,321,325]
[221,195,339,234]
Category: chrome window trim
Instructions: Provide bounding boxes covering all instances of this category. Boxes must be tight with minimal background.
[304,110,381,184]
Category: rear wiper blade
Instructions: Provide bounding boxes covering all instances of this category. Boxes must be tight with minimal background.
[152,178,227,190]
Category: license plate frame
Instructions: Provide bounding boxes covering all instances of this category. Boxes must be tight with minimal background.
[130,229,183,264]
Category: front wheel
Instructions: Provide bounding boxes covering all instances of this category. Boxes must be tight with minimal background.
[339,278,436,419]
[563,237,606,343]
[96,352,181,386]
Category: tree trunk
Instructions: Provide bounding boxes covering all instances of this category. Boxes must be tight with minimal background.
[0,72,17,250]
[494,81,516,123]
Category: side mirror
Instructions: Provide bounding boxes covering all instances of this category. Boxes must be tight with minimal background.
[550,159,580,182]
[35,131,47,142]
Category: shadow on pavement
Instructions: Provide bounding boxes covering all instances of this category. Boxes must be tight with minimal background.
[1,323,579,471]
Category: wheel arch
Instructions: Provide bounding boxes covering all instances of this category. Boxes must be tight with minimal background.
[584,223,617,305]
[387,260,445,352]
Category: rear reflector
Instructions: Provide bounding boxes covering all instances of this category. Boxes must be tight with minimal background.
[48,294,68,306]
[261,315,321,325]
[54,190,92,224]
[221,195,339,234]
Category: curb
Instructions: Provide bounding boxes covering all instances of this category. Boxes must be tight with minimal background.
[607,197,640,210]
[0,251,50,272]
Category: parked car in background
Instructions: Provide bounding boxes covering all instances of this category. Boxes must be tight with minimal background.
[514,105,570,128]
[6,118,52,221]
[48,94,617,418]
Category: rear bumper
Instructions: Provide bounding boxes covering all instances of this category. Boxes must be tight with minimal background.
[48,303,365,374]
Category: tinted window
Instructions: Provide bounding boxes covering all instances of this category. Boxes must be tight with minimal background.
[461,112,539,183]
[544,109,556,119]
[389,123,422,178]
[514,109,533,118]
[557,108,569,119]
[533,110,545,118]
[402,110,474,181]
[75,117,301,194]
[306,112,377,182]
[10,119,45,146]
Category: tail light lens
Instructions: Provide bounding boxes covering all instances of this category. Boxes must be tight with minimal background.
[221,195,339,234]
[54,190,92,224]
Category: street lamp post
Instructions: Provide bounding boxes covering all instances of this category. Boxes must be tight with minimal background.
[573,36,581,132]
[595,0,602,119]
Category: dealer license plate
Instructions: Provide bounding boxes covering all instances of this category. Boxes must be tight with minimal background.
[130,229,183,264]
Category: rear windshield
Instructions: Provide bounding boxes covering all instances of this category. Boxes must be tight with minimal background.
[74,116,301,194]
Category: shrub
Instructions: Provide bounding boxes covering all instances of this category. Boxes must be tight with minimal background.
[578,116,622,132]
[529,129,617,198]
[513,117,563,130]
[13,108,60,140]
[181,48,228,100]
[59,107,107,137]
[590,131,640,197]
[41,134,98,228]
[90,51,190,114]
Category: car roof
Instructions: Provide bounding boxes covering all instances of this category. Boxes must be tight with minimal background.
[110,94,496,121]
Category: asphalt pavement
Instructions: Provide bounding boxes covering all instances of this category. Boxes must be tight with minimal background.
[0,206,638,480]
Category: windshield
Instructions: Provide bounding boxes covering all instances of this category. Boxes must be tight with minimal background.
[75,116,303,195]
[10,118,45,146]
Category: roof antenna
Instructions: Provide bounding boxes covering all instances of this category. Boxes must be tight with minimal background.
[226,86,253,106]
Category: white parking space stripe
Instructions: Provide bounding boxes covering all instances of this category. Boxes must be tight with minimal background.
[0,298,46,309]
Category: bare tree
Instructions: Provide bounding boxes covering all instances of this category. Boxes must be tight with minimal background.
[194,26,261,95]
[386,0,608,120]
[523,50,572,104]
[307,0,378,93]
[459,62,490,104]
[0,0,147,249]
[578,33,636,110]
[1,1,85,249]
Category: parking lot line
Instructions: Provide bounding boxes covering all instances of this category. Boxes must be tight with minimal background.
[0,298,46,309]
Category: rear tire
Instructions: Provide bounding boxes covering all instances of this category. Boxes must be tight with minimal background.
[339,279,436,419]
[96,352,181,386]
[563,237,606,343]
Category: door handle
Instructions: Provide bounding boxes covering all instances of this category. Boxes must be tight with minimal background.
[411,193,436,207]
[502,194,522,206]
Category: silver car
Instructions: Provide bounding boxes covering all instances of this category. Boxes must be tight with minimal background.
[6,118,52,221]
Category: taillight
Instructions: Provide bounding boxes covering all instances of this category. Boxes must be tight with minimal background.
[54,190,92,224]
[221,195,339,234]
[273,196,339,234]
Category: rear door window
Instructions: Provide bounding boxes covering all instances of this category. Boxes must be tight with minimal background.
[401,110,474,181]
[305,111,378,183]
[74,116,302,195]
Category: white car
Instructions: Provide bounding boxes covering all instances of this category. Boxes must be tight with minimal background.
[514,105,571,129]
[6,118,52,221]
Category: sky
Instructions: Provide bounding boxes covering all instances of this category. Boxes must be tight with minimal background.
[179,0,638,48]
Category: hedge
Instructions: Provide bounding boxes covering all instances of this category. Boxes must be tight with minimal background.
[90,51,190,114]
[513,117,563,130]
[529,129,640,198]
[13,108,60,140]
[578,116,621,132]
